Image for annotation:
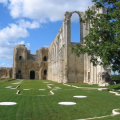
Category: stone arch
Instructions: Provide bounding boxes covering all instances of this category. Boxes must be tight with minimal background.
[69,11,81,19]
[63,11,85,44]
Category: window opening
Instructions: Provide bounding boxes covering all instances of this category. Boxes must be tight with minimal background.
[43,56,47,61]
[71,13,80,43]
[19,56,22,60]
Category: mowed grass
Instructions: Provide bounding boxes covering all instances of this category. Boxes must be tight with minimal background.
[0,79,120,120]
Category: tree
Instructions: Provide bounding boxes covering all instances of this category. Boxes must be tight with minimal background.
[72,0,120,73]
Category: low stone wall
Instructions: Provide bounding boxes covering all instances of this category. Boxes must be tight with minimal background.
[0,67,12,78]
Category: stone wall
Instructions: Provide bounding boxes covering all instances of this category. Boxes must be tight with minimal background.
[12,44,48,79]
[0,67,12,78]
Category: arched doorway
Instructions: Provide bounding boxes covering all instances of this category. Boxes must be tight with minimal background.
[30,70,35,79]
[44,70,47,75]
[43,70,47,79]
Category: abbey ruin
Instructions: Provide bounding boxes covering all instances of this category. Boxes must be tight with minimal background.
[0,5,112,85]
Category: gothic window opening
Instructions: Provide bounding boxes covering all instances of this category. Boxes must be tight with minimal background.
[71,13,80,43]
[30,70,35,79]
[43,56,47,61]
[19,56,22,60]
[44,70,47,76]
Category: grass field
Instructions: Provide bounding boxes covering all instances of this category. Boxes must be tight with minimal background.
[0,79,120,120]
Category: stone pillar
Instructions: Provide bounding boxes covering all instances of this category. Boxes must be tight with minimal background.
[52,48,54,81]
[80,22,83,44]
[39,68,42,79]
[64,65,68,83]
[93,66,97,84]
[96,57,102,84]
[59,50,63,83]
[56,43,59,82]
[90,62,93,83]
[84,53,87,83]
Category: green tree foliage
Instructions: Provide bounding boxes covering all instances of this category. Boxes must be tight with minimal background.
[111,75,120,80]
[72,0,120,72]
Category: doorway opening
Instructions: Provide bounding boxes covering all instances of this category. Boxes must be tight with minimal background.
[30,70,35,79]
[43,70,47,79]
[44,70,47,76]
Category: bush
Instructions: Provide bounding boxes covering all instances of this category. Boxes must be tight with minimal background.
[111,75,120,80]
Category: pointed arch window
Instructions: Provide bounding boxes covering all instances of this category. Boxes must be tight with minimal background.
[71,13,80,43]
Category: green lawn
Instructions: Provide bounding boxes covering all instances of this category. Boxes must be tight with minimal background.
[0,79,120,120]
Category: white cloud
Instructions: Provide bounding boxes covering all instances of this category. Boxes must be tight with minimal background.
[0,0,8,6]
[0,41,25,60]
[7,0,93,22]
[0,63,12,67]
[17,19,40,29]
[26,43,30,49]
[0,19,38,60]
[0,23,29,42]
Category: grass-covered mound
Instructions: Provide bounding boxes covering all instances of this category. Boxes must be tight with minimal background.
[0,79,120,120]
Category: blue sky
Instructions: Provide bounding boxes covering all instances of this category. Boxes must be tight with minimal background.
[0,0,116,75]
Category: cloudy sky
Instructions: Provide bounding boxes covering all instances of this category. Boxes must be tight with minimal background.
[0,0,116,74]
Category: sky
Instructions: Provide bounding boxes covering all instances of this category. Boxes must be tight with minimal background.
[0,0,116,75]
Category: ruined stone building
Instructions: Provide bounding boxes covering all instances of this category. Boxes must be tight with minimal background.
[0,5,111,85]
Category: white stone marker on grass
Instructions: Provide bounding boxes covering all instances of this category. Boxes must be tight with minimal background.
[58,102,76,105]
[0,102,17,105]
[23,89,30,90]
[47,86,51,88]
[39,89,45,90]
[10,88,16,89]
[5,86,12,88]
[11,83,19,84]
[112,109,120,115]
[52,89,58,90]
[16,90,20,94]
[55,87,61,89]
[73,96,87,98]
